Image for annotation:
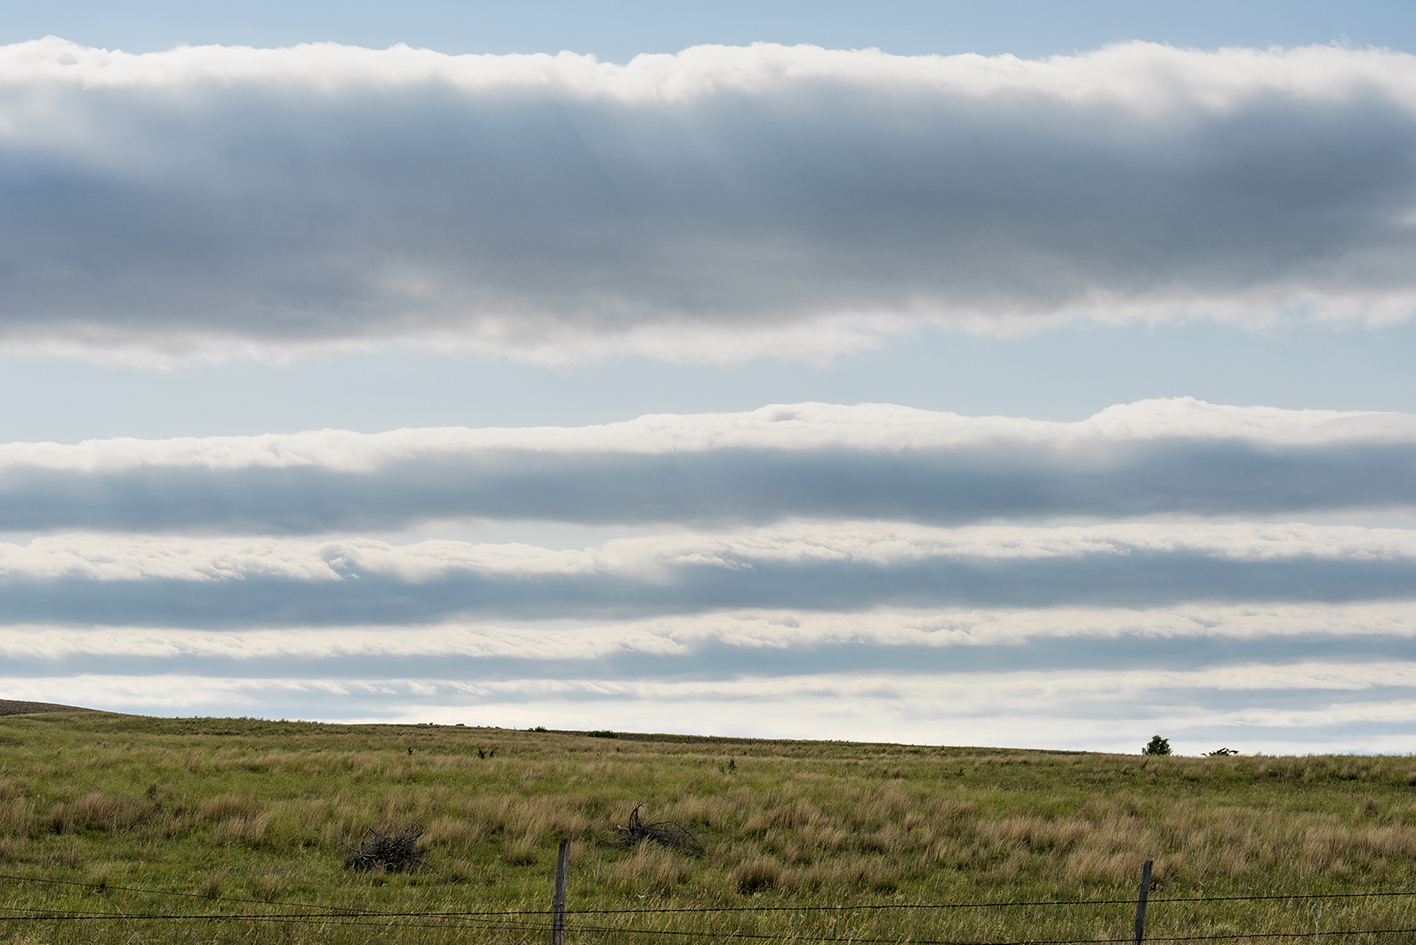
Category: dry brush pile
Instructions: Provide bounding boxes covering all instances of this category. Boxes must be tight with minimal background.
[341,826,428,872]
[616,804,705,857]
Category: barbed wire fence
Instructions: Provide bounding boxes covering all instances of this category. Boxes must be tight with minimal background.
[2,856,1414,944]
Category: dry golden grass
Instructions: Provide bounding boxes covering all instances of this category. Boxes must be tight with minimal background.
[0,713,1412,944]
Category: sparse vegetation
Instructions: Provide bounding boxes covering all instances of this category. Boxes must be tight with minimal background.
[0,709,1413,944]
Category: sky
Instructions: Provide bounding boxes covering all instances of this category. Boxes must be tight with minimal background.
[1,1,1415,755]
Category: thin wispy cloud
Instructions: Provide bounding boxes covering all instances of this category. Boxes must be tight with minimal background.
[1,40,1415,362]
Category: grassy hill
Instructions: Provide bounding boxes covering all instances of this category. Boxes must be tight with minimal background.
[0,709,1413,943]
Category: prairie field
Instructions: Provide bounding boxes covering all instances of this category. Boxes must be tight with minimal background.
[0,709,1414,944]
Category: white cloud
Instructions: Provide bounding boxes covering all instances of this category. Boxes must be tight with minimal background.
[2,601,1413,663]
[3,399,1411,471]
[0,521,1413,626]
[3,399,1415,532]
[3,520,1415,583]
[2,40,1415,362]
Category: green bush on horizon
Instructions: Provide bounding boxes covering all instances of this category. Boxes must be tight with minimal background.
[1143,735,1172,756]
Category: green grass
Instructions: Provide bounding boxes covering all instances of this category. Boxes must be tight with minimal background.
[1,710,1414,944]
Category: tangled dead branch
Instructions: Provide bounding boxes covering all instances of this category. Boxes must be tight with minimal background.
[617,805,705,857]
[341,826,428,872]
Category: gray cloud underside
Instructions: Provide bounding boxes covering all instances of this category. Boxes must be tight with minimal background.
[2,553,1414,627]
[5,443,1414,532]
[3,41,1416,358]
[3,635,1410,683]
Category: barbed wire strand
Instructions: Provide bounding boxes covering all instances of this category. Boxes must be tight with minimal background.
[554,923,1416,945]
[562,889,1416,917]
[3,904,1415,945]
[2,870,1411,920]
[0,911,557,934]
[0,871,366,914]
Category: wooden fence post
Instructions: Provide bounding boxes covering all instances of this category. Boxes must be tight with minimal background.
[1134,860,1153,945]
[552,838,570,945]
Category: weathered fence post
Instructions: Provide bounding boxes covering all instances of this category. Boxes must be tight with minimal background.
[552,838,570,945]
[1134,860,1153,945]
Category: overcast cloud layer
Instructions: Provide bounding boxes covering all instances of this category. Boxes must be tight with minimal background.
[3,40,1416,361]
[4,399,1415,531]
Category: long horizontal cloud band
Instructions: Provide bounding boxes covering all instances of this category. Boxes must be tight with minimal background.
[3,636,1413,683]
[8,602,1413,660]
[2,41,1416,359]
[1,557,1410,625]
[3,524,1416,625]
[8,444,1416,531]
[4,401,1415,531]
